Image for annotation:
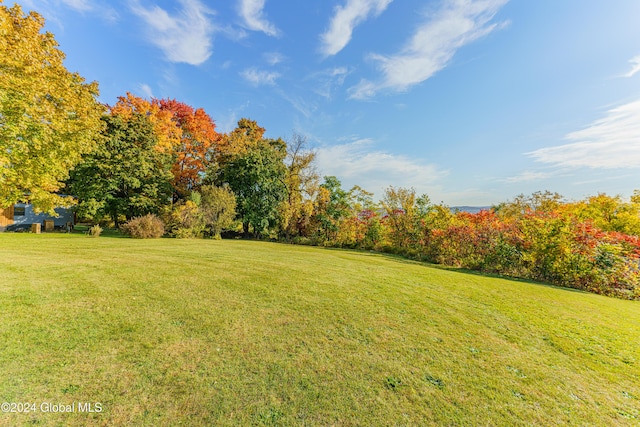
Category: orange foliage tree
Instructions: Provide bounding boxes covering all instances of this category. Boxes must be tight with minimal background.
[156,99,220,198]
[110,92,180,152]
[110,93,221,198]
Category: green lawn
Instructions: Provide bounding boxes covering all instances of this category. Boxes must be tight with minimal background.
[0,233,639,426]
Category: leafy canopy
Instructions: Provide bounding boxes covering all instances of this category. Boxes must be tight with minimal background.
[0,2,104,212]
[215,119,287,236]
[157,99,220,198]
[68,113,174,226]
[110,93,221,199]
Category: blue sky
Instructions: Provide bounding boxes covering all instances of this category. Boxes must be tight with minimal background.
[16,0,640,205]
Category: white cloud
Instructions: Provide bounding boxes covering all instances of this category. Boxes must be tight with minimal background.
[527,99,640,168]
[138,83,154,99]
[132,0,216,66]
[623,55,640,78]
[60,0,91,11]
[20,0,119,23]
[311,67,351,99]
[263,51,285,65]
[315,138,447,196]
[241,67,280,86]
[238,0,279,36]
[503,171,554,183]
[320,0,393,57]
[23,0,91,12]
[349,0,509,99]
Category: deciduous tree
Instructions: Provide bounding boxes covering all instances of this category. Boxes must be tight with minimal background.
[0,3,105,212]
[156,99,220,198]
[200,184,236,238]
[217,118,266,160]
[69,113,173,226]
[110,92,180,152]
[211,118,287,237]
[382,186,429,249]
[311,176,351,242]
[220,142,286,237]
[280,133,318,239]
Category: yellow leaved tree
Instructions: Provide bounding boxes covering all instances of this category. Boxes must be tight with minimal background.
[0,2,105,212]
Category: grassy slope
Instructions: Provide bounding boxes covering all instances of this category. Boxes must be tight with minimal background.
[0,234,639,426]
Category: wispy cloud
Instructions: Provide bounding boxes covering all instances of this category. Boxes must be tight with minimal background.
[311,67,351,99]
[315,138,447,195]
[20,0,119,24]
[241,67,281,86]
[263,51,285,65]
[238,0,279,36]
[218,101,250,133]
[132,0,216,66]
[138,83,154,99]
[276,90,317,118]
[349,0,509,99]
[320,0,392,57]
[623,55,640,78]
[528,99,640,168]
[59,0,91,11]
[23,0,91,12]
[503,170,554,183]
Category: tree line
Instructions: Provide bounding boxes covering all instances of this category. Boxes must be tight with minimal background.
[2,3,639,299]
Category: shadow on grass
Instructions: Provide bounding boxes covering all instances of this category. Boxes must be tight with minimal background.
[59,231,615,299]
[314,244,593,296]
[72,225,128,239]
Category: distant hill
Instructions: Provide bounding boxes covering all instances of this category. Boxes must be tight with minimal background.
[450,206,492,214]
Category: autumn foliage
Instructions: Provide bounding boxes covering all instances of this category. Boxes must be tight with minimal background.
[111,93,181,152]
[110,93,221,197]
[156,99,220,197]
[0,3,104,212]
[310,188,640,300]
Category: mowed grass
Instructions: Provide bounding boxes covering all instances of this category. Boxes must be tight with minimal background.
[0,234,639,426]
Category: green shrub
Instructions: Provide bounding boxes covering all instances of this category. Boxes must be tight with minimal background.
[362,217,384,249]
[200,184,237,239]
[167,200,205,238]
[121,214,165,239]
